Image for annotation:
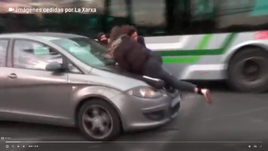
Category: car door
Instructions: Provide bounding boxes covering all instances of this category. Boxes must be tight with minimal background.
[0,39,9,86]
[0,39,16,118]
[4,39,72,124]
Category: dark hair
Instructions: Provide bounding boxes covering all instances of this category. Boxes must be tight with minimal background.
[109,26,124,42]
[97,32,106,41]
[121,25,137,37]
[121,25,130,34]
[127,26,137,36]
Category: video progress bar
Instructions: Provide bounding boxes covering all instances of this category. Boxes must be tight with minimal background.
[5,141,263,144]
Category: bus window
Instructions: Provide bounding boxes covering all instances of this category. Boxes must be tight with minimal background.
[40,14,61,32]
[0,0,106,38]
[186,0,216,34]
[191,0,215,20]
[107,0,129,31]
[215,0,268,32]
[21,14,42,31]
[130,0,167,36]
[59,0,105,37]
[0,14,39,33]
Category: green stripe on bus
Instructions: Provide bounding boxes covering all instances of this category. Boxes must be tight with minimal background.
[161,33,236,64]
[195,34,213,50]
[162,56,199,64]
[162,34,213,64]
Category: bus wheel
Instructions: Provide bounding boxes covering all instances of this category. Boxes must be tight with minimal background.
[227,47,268,93]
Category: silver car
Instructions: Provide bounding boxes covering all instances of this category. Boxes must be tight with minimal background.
[0,33,181,141]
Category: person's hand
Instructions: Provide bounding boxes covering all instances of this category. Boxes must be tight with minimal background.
[102,53,113,59]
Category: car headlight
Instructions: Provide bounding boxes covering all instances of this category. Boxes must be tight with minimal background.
[127,86,163,99]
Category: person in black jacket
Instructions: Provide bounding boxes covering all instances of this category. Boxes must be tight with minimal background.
[109,26,212,104]
[121,25,163,64]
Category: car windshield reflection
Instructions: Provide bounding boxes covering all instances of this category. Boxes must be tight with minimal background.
[14,41,62,70]
[51,37,114,67]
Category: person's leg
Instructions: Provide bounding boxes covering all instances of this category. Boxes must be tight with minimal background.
[151,53,163,64]
[142,58,196,92]
[157,67,196,92]
[142,59,212,104]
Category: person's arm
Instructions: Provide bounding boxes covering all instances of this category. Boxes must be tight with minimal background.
[138,37,156,55]
[125,41,149,73]
[113,45,132,71]
[116,58,130,69]
[137,36,147,48]
[104,58,116,65]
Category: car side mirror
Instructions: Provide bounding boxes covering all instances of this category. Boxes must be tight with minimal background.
[45,61,64,72]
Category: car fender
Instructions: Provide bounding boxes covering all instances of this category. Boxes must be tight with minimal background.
[70,85,124,122]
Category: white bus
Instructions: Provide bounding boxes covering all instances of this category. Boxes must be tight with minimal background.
[1,0,268,92]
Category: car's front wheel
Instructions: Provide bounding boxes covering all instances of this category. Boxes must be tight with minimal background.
[77,99,121,141]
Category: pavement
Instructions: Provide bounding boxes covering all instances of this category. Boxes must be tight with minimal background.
[1,82,268,151]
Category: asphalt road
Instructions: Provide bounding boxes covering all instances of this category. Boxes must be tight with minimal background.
[1,82,268,151]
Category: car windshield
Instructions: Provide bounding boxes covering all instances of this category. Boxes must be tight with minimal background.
[51,37,112,67]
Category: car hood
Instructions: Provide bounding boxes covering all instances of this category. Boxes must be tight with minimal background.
[90,65,149,91]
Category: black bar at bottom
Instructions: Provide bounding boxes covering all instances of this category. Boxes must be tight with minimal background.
[2,143,266,151]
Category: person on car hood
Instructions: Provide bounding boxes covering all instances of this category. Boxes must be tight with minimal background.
[96,32,113,59]
[97,32,109,48]
[121,25,163,64]
[109,26,212,104]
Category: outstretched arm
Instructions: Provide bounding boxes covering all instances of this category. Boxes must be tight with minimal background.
[137,36,147,48]
[113,46,132,71]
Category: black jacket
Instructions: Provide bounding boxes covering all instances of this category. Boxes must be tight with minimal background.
[113,36,150,73]
[137,36,163,64]
[137,36,147,48]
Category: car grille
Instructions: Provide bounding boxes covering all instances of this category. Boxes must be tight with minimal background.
[170,90,179,98]
[143,90,181,121]
[144,110,166,121]
[170,101,180,115]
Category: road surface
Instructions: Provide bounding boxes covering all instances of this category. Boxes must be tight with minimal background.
[1,83,268,151]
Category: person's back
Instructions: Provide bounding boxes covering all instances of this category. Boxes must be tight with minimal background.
[121,25,163,64]
[112,36,150,73]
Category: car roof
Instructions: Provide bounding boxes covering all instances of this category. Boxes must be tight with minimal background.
[0,32,87,41]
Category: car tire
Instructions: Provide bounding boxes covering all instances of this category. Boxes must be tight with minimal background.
[227,47,268,93]
[77,99,121,141]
